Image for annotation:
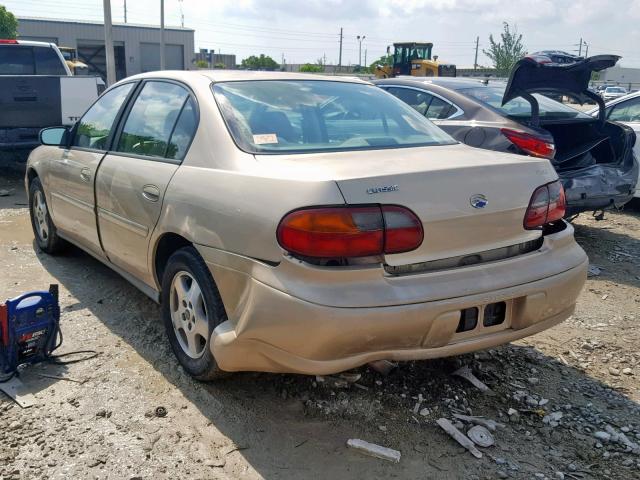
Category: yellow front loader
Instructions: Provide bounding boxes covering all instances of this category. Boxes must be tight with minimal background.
[374,42,456,78]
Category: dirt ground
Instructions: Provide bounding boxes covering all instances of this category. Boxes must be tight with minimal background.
[1,170,639,480]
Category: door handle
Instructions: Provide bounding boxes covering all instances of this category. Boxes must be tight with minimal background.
[142,184,160,202]
[80,168,92,182]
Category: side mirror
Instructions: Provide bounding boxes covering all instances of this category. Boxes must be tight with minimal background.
[39,127,70,147]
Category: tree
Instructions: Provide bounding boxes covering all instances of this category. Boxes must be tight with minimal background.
[240,54,279,71]
[299,63,323,73]
[0,5,18,39]
[369,54,392,72]
[483,22,526,77]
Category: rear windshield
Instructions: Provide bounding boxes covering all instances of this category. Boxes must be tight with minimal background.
[212,80,456,154]
[459,85,592,120]
[606,87,626,93]
[0,45,67,75]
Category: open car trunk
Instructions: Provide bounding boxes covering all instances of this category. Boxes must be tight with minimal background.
[504,53,639,214]
[539,118,638,214]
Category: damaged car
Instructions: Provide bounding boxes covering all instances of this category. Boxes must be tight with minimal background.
[375,53,638,216]
[27,71,587,379]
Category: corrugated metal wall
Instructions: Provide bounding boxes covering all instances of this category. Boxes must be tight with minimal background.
[17,17,195,79]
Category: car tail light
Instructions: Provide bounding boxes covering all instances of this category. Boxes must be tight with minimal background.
[0,39,18,44]
[502,128,555,159]
[277,205,423,258]
[524,180,566,229]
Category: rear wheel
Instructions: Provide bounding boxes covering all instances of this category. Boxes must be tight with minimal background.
[161,246,228,380]
[29,177,66,254]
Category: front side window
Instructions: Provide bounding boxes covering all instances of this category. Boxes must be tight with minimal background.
[73,83,134,150]
[213,80,455,154]
[116,81,190,158]
[608,97,640,122]
[34,46,67,75]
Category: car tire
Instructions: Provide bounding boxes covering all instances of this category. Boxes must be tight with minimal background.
[29,177,66,254]
[161,246,228,381]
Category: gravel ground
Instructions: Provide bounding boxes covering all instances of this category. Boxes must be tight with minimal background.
[1,171,639,480]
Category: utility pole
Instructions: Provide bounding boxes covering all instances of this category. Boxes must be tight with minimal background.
[338,27,343,67]
[357,35,365,66]
[584,41,589,57]
[103,0,116,86]
[124,0,127,22]
[178,0,184,28]
[364,48,367,67]
[578,37,583,56]
[160,0,166,70]
[474,36,479,70]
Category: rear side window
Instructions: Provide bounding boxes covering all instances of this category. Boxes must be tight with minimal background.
[0,45,34,75]
[34,46,67,75]
[74,83,134,150]
[166,97,197,160]
[116,81,190,158]
[386,87,455,120]
[608,97,640,122]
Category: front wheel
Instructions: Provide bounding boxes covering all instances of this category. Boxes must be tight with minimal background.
[161,246,228,380]
[29,177,66,254]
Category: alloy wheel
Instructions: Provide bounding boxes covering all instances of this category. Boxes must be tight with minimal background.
[169,271,209,359]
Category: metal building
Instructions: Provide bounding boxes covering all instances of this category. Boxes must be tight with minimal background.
[17,17,195,81]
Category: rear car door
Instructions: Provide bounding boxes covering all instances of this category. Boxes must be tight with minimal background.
[47,82,135,257]
[95,80,198,284]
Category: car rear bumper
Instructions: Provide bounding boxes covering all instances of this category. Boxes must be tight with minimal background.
[197,225,587,375]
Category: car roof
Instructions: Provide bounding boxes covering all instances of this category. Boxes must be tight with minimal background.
[374,76,506,91]
[2,39,55,48]
[126,70,371,85]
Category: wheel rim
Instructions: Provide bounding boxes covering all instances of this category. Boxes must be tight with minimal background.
[33,190,49,242]
[169,271,209,359]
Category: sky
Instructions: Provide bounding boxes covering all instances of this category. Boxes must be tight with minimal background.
[3,0,640,68]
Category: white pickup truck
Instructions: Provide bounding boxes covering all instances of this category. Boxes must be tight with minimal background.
[0,39,103,157]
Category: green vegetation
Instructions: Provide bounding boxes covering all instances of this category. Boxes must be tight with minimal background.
[241,54,279,71]
[194,60,208,69]
[0,4,18,39]
[299,63,323,73]
[483,22,527,76]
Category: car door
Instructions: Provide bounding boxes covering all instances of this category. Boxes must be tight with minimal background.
[95,80,198,285]
[47,82,136,257]
[607,96,640,157]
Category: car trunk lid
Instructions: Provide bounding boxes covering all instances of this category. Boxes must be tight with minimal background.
[256,145,558,266]
[503,53,620,126]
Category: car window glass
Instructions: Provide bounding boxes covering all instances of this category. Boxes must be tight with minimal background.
[608,97,640,122]
[425,96,454,119]
[213,80,455,154]
[166,97,197,160]
[34,46,66,75]
[116,81,189,158]
[0,45,34,75]
[460,85,592,120]
[386,87,432,116]
[73,83,134,150]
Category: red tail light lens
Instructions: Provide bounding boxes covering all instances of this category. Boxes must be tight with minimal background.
[277,205,423,258]
[524,180,566,229]
[381,205,423,254]
[502,128,556,159]
[0,39,18,44]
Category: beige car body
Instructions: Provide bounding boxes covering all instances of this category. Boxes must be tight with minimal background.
[26,71,588,375]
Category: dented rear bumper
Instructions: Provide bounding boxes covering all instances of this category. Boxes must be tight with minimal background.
[196,223,587,375]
